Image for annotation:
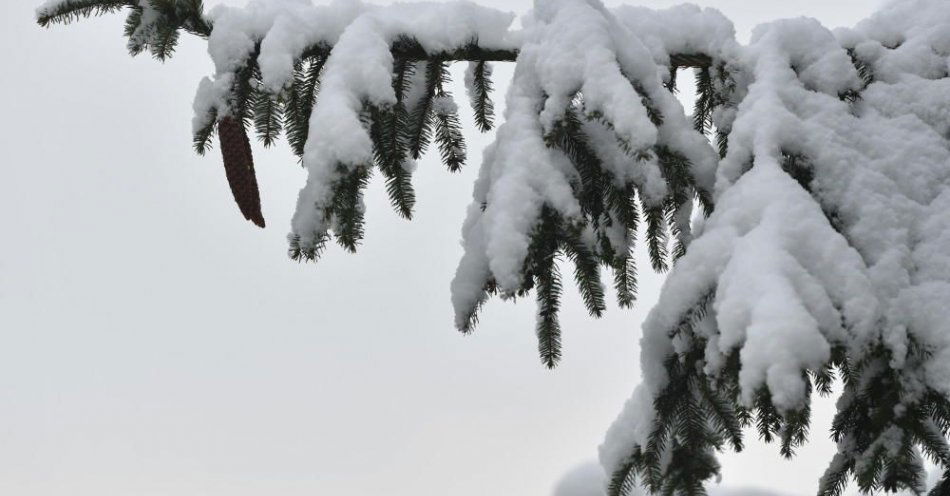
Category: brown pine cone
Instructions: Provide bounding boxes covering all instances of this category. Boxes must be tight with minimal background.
[218,116,265,228]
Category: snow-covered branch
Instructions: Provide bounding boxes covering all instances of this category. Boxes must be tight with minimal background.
[36,1,950,495]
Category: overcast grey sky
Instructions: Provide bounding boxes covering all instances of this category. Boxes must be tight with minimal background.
[1,1,883,495]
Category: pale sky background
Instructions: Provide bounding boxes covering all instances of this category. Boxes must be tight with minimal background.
[0,1,885,495]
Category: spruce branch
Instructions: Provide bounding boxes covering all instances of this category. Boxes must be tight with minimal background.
[716,130,729,159]
[433,99,467,172]
[328,164,372,252]
[193,108,217,155]
[36,0,130,27]
[362,58,418,218]
[252,85,283,148]
[612,253,638,309]
[431,65,467,172]
[819,453,856,496]
[532,210,564,368]
[285,53,328,158]
[288,232,330,263]
[694,67,714,135]
[469,60,496,132]
[664,66,678,93]
[406,60,442,159]
[561,223,607,318]
[546,105,608,219]
[456,279,498,335]
[148,19,181,60]
[606,184,640,308]
[368,103,416,219]
[643,204,670,273]
[698,380,744,452]
[608,460,639,496]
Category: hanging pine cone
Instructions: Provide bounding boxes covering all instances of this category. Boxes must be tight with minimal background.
[217,116,265,228]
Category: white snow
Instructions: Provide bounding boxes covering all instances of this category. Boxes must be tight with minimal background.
[612,4,739,68]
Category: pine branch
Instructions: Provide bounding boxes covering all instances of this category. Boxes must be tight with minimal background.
[561,224,607,318]
[432,97,467,171]
[608,460,639,496]
[694,67,714,135]
[456,279,498,335]
[121,1,209,59]
[328,164,371,251]
[622,291,723,496]
[606,183,640,308]
[36,0,130,27]
[368,104,415,219]
[285,53,328,158]
[193,108,217,155]
[430,65,467,172]
[389,36,516,63]
[644,204,669,273]
[288,232,329,263]
[631,81,664,128]
[229,50,260,123]
[856,442,887,493]
[699,380,744,452]
[545,105,608,220]
[533,222,563,368]
[819,454,855,496]
[148,19,181,60]
[252,82,283,148]
[123,4,146,54]
[779,389,811,459]
[910,418,950,467]
[879,438,926,494]
[406,60,442,159]
[469,60,495,132]
[716,130,729,159]
[612,253,638,309]
[847,48,874,90]
[781,151,815,192]
[752,388,783,444]
[364,59,418,218]
[671,53,713,68]
[664,201,688,262]
[812,364,836,397]
[664,66,678,93]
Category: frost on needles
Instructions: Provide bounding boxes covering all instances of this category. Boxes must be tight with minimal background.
[37,0,950,495]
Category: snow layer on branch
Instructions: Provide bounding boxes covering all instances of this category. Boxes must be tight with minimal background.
[451,0,717,321]
[189,0,515,145]
[837,0,950,83]
[604,0,950,482]
[612,4,739,67]
[276,2,515,250]
[35,0,65,17]
[452,72,579,296]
